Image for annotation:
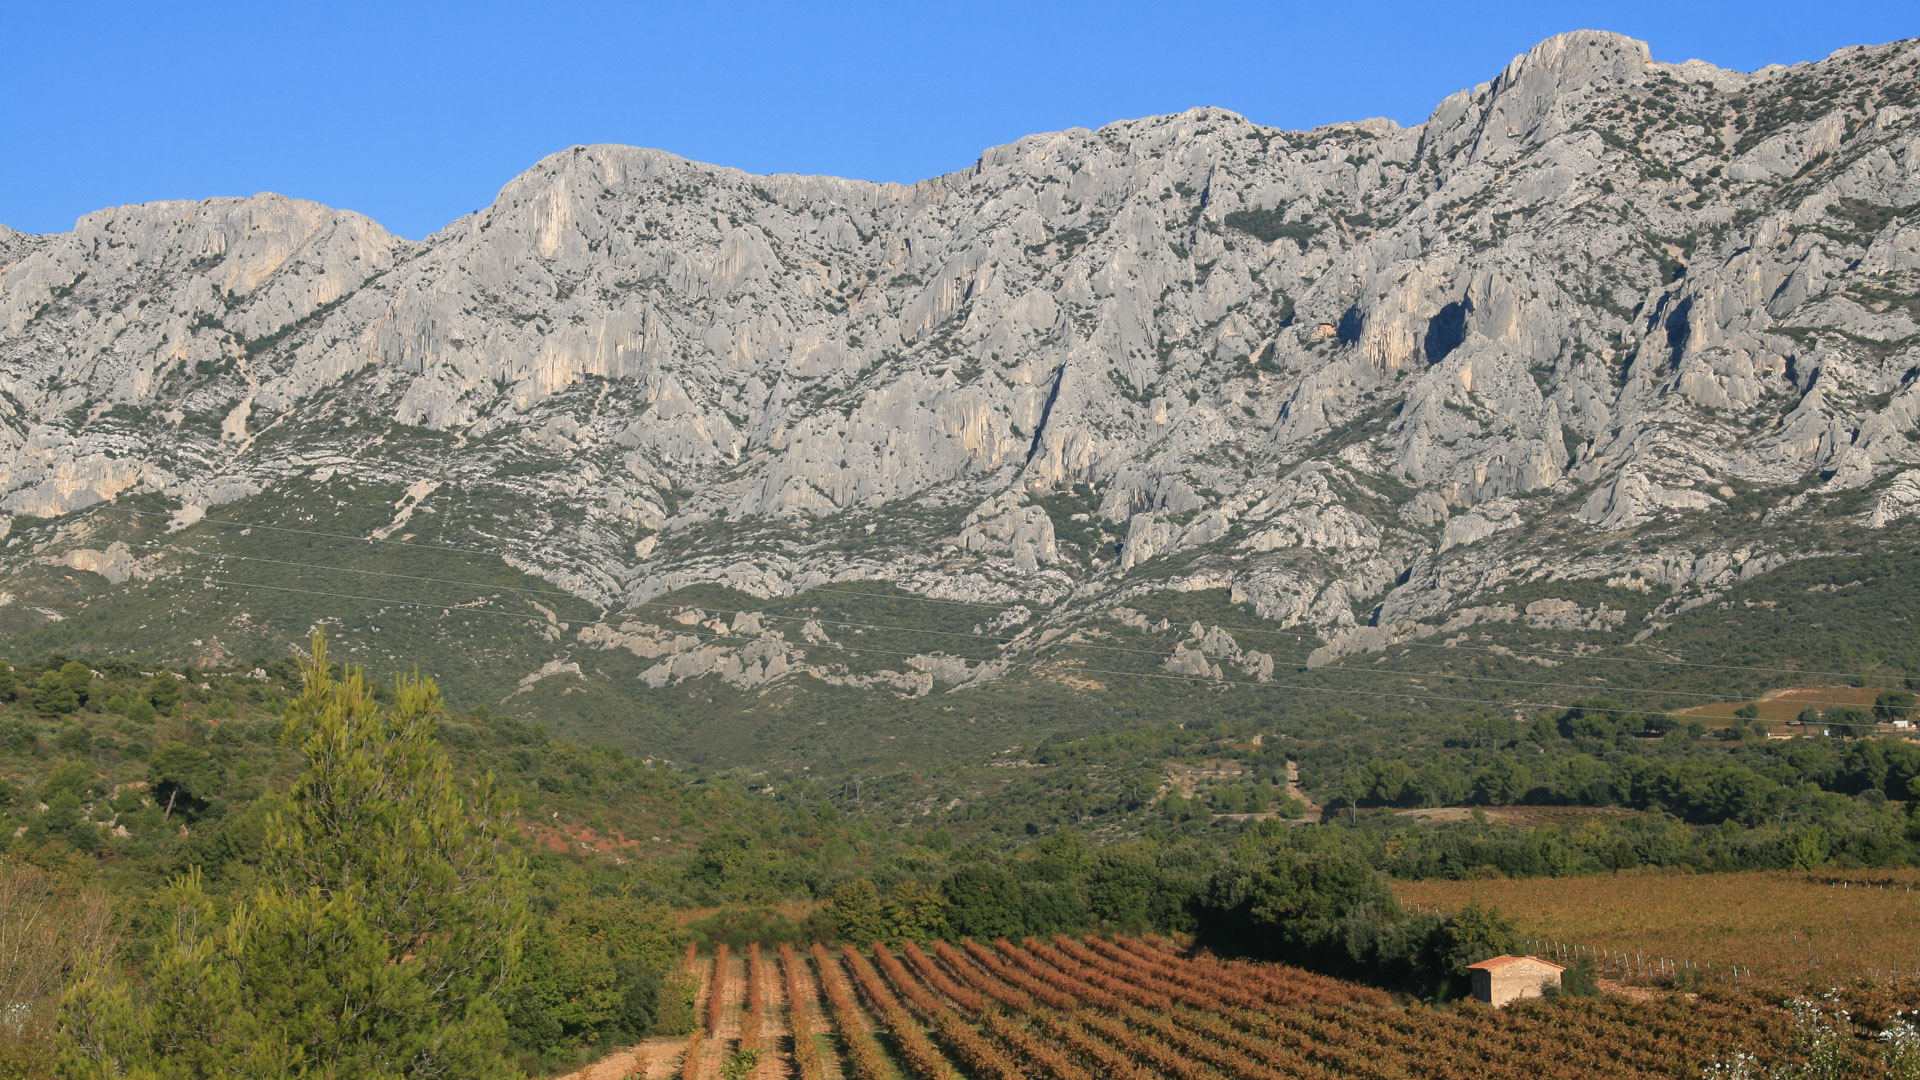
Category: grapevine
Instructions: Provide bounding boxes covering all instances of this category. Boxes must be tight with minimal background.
[839,944,963,1080]
[779,944,826,1080]
[705,942,730,1037]
[740,942,763,1057]
[808,942,893,1080]
[713,936,1868,1079]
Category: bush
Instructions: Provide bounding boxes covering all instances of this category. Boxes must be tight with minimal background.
[0,1030,60,1080]
[1546,956,1602,999]
[941,863,1027,939]
[0,719,31,754]
[1223,206,1322,247]
[1875,690,1917,722]
[685,906,805,948]
[721,1049,761,1080]
[652,968,700,1037]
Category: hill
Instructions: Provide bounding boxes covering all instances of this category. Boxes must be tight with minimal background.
[0,33,1916,758]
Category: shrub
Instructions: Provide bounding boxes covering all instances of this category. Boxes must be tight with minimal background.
[652,968,699,1037]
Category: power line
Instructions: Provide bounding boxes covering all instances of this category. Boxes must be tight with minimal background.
[106,505,1025,610]
[1050,642,1899,714]
[193,575,1589,714]
[182,548,1898,712]
[186,573,1915,724]
[192,577,1013,667]
[1038,657,1872,725]
[95,501,1918,689]
[1239,621,1914,685]
[186,573,1873,722]
[104,506,525,559]
[186,551,1029,653]
[1004,655,1572,713]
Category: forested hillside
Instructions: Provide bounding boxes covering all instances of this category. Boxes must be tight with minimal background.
[7,633,1920,1076]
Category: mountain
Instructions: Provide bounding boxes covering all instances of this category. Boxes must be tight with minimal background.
[1,31,1918,766]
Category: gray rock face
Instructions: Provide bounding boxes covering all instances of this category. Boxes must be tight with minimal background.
[3,30,1919,686]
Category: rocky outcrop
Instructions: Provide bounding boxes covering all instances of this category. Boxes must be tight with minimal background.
[2,31,1919,693]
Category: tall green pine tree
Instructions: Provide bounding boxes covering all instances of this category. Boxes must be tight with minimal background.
[60,631,529,1079]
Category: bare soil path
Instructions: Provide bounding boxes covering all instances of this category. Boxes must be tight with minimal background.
[555,949,724,1080]
[552,1034,688,1080]
[1286,758,1323,822]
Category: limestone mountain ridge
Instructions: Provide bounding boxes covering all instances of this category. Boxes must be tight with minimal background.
[2,30,1918,745]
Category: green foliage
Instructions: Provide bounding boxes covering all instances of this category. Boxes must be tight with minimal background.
[144,677,180,717]
[1547,956,1602,999]
[1223,206,1322,248]
[1435,902,1521,979]
[1190,842,1475,991]
[145,744,217,821]
[1874,690,1917,723]
[881,880,949,942]
[59,631,530,1079]
[940,863,1027,940]
[825,879,949,944]
[721,1049,761,1080]
[29,674,76,719]
[650,969,699,1037]
[57,664,92,709]
[826,879,888,944]
[1198,848,1399,960]
[1082,847,1162,930]
[684,906,807,948]
[39,760,97,803]
[1828,706,1874,736]
[506,894,675,1068]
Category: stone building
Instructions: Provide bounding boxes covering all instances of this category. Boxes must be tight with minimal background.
[1467,955,1564,1006]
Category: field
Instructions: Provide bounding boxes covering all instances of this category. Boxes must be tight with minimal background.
[1397,869,1920,988]
[1392,806,1644,828]
[564,934,1889,1080]
[1675,685,1886,725]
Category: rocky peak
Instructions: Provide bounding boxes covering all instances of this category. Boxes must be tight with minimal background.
[1425,30,1657,169]
[0,31,1917,701]
[1498,29,1654,96]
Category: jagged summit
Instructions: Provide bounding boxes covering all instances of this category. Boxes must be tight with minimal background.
[0,31,1916,720]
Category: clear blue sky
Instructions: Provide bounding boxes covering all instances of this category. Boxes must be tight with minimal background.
[4,1,1913,239]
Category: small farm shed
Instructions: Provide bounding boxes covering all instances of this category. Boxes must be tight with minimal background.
[1467,955,1564,1006]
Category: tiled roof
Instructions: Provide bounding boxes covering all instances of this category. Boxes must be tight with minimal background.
[1467,954,1565,972]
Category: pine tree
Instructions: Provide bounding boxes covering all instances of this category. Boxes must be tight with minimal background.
[29,673,77,718]
[60,631,529,1079]
[144,675,181,716]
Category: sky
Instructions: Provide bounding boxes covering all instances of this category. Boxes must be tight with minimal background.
[3,1,1914,240]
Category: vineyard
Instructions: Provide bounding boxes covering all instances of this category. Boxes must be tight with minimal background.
[1398,869,1920,988]
[568,934,1899,1079]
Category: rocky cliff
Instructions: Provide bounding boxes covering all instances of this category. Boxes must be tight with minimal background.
[1,31,1917,752]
